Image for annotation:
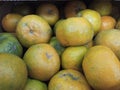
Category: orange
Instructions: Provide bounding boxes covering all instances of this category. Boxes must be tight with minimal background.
[36,3,59,25]
[94,29,120,59]
[82,45,120,90]
[16,15,52,48]
[61,46,88,71]
[48,69,91,90]
[100,16,116,31]
[24,78,47,90]
[23,44,60,81]
[0,33,23,57]
[0,53,27,90]
[49,36,65,56]
[77,9,101,34]
[89,1,112,16]
[64,0,86,18]
[55,17,94,46]
[2,13,22,32]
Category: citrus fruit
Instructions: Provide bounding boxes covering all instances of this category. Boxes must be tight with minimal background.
[100,16,116,31]
[23,44,60,81]
[77,9,101,34]
[48,69,91,90]
[49,36,65,56]
[24,78,47,90]
[94,29,120,59]
[55,17,94,46]
[2,13,22,32]
[82,45,120,90]
[36,3,59,25]
[89,1,112,16]
[16,15,52,48]
[0,53,27,90]
[0,33,23,57]
[64,0,86,18]
[61,46,88,71]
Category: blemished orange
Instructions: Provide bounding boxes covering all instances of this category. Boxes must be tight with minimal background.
[16,15,52,48]
[48,69,91,90]
[2,13,22,32]
[55,17,94,46]
[100,16,116,31]
[82,45,120,90]
[23,44,60,81]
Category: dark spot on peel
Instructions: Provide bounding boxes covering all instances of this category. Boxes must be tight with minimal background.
[46,52,52,59]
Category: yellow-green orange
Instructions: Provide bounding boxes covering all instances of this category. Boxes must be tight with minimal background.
[78,9,101,34]
[82,45,120,90]
[23,78,47,90]
[55,17,94,46]
[23,44,60,81]
[48,69,91,90]
[0,53,27,90]
[94,29,120,59]
[61,46,88,71]
[16,15,52,48]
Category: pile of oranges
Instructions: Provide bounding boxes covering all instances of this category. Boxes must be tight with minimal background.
[0,0,120,90]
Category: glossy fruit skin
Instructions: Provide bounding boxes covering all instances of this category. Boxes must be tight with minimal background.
[78,9,101,35]
[16,15,52,48]
[0,33,23,57]
[83,45,120,90]
[0,53,28,90]
[61,46,88,71]
[48,69,91,90]
[23,44,60,81]
[2,13,22,32]
[55,17,94,46]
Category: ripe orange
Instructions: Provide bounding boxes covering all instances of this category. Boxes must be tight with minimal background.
[16,15,52,48]
[2,13,22,32]
[82,45,120,90]
[0,53,27,90]
[61,46,88,71]
[94,29,120,59]
[77,9,101,35]
[36,3,59,25]
[48,69,91,90]
[100,16,116,31]
[23,44,60,81]
[55,17,94,46]
[64,0,86,18]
